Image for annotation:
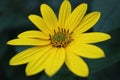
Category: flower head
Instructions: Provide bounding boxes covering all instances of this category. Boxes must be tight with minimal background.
[7,0,111,77]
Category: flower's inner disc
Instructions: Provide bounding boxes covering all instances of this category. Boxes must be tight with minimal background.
[53,32,66,42]
[50,28,72,47]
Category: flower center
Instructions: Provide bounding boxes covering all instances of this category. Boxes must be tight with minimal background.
[53,32,66,42]
[49,28,72,47]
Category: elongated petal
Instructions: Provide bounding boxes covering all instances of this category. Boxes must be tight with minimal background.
[74,12,101,34]
[26,46,52,76]
[10,47,43,65]
[65,3,87,32]
[7,39,50,46]
[18,30,49,39]
[28,15,51,34]
[45,48,65,77]
[67,43,105,59]
[41,4,58,31]
[65,49,89,77]
[58,0,71,28]
[73,32,111,43]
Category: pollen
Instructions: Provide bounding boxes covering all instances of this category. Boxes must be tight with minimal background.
[49,27,72,47]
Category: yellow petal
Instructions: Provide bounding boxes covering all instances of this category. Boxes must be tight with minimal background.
[67,43,105,59]
[18,30,49,39]
[73,32,111,43]
[73,12,101,34]
[41,4,58,31]
[45,48,65,77]
[28,15,51,34]
[10,47,43,65]
[26,46,52,76]
[65,3,87,32]
[58,0,71,28]
[65,49,89,77]
[7,39,50,46]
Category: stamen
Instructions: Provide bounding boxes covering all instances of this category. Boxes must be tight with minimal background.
[58,27,60,31]
[63,29,66,32]
[49,34,52,39]
[67,29,69,33]
[70,31,73,35]
[62,28,63,32]
[54,29,56,33]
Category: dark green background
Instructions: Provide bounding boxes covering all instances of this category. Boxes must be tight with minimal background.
[0,0,120,80]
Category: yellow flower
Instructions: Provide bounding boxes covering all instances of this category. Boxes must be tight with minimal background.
[7,0,111,77]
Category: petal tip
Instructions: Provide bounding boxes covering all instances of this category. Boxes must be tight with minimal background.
[81,66,89,77]
[82,73,89,77]
[77,69,89,77]
[81,3,88,8]
[108,34,112,39]
[28,15,32,20]
[64,0,70,3]
[92,12,101,19]
[9,58,18,66]
[45,70,54,77]
[96,12,101,17]
[26,72,32,76]
[7,40,12,45]
[47,74,53,77]
[95,11,101,15]
[103,54,105,58]
[103,33,111,41]
[100,52,105,58]
[41,4,47,8]
[25,68,33,76]
[99,50,105,58]
[9,59,13,65]
[40,4,46,11]
[7,39,17,45]
[28,14,39,20]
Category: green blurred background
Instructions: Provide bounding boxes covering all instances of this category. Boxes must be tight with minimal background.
[0,0,120,80]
